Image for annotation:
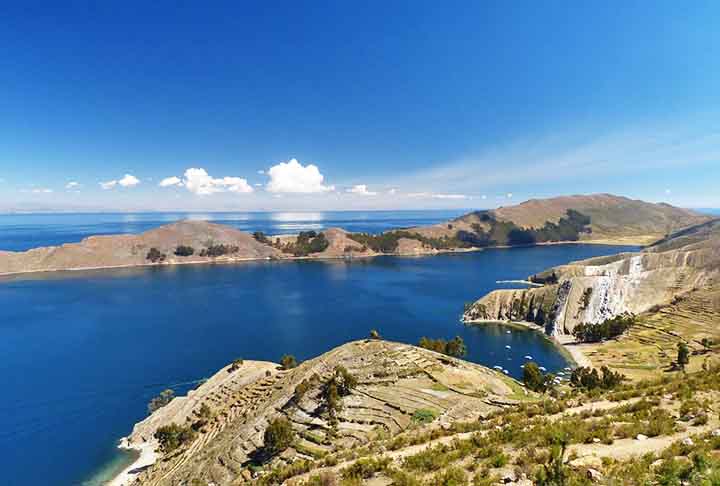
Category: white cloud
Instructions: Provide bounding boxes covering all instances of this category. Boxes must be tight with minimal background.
[257,169,265,175]
[388,188,397,195]
[182,168,253,195]
[665,188,672,195]
[506,193,513,198]
[159,176,182,187]
[118,174,140,187]
[65,181,80,189]
[347,184,377,196]
[266,158,334,193]
[31,188,53,193]
[101,174,140,189]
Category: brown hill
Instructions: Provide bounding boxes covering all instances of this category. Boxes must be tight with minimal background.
[0,220,281,275]
[409,194,710,245]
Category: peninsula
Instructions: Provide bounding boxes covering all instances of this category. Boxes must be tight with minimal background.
[0,194,710,276]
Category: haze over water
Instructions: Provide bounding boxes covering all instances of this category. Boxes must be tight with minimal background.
[0,212,639,485]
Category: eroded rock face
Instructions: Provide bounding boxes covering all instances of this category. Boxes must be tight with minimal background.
[127,340,525,485]
[464,221,720,335]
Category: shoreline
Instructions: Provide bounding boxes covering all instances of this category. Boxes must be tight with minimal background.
[0,238,642,279]
[463,318,592,369]
[106,438,157,486]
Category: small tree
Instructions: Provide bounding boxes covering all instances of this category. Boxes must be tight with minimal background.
[369,329,381,340]
[148,389,175,414]
[445,336,467,358]
[280,354,298,370]
[523,363,545,392]
[264,417,295,455]
[677,342,690,371]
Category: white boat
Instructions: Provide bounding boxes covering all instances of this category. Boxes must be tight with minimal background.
[506,330,511,334]
[503,369,509,375]
[539,366,547,372]
[524,355,533,360]
[505,345,511,349]
[493,365,503,370]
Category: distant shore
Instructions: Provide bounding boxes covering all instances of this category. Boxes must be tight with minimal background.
[0,237,644,279]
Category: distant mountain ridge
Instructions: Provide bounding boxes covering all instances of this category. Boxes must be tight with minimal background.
[0,194,711,276]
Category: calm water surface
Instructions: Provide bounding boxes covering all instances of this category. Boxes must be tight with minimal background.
[0,212,639,485]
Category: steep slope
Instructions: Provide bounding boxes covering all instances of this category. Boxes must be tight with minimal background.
[120,340,527,486]
[464,219,720,336]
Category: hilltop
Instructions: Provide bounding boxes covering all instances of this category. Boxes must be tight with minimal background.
[0,194,710,276]
[115,339,527,485]
[407,194,710,246]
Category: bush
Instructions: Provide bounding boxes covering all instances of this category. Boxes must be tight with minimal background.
[418,336,467,358]
[412,409,437,424]
[253,231,269,244]
[174,245,195,257]
[282,231,330,256]
[155,423,195,453]
[280,354,298,370]
[263,417,295,455]
[148,389,175,414]
[228,358,244,372]
[146,247,166,263]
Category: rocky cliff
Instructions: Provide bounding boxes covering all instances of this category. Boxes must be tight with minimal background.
[464,219,720,335]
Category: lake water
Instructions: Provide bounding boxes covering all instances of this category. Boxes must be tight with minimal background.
[0,211,639,485]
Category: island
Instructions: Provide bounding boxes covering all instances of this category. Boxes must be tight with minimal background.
[0,194,710,276]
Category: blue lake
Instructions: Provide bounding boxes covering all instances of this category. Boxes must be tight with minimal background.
[0,212,639,485]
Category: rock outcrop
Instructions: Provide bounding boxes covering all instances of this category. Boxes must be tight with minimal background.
[464,219,720,335]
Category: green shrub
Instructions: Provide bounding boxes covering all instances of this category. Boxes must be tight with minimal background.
[412,409,437,424]
[263,417,295,455]
[155,423,195,453]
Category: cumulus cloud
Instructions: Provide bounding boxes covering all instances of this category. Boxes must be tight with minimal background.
[182,168,253,195]
[347,184,377,196]
[159,176,182,187]
[65,181,80,189]
[100,174,140,190]
[266,158,334,193]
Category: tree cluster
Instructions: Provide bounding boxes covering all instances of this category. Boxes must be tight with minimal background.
[572,314,636,343]
[253,231,270,244]
[570,366,625,390]
[417,336,467,358]
[281,231,330,256]
[199,244,240,257]
[146,247,166,263]
[174,245,195,257]
[280,354,298,370]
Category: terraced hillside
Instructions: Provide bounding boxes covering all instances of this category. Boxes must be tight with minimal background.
[122,340,527,486]
[464,219,720,336]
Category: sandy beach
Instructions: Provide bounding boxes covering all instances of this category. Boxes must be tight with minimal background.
[107,439,157,486]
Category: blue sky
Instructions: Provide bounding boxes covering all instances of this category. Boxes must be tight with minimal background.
[1,1,719,211]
